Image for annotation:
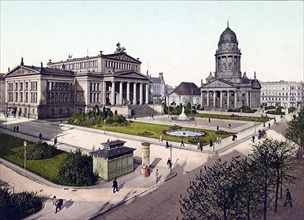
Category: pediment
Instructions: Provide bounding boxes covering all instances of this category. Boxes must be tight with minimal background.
[105,53,141,63]
[252,80,261,89]
[203,79,234,88]
[114,71,149,80]
[5,66,40,77]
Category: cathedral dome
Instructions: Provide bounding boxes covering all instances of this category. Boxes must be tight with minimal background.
[218,27,238,45]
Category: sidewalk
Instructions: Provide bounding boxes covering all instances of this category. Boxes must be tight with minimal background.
[0,112,294,219]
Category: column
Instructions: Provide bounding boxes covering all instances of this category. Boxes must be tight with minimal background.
[234,91,238,108]
[220,91,223,108]
[145,84,149,104]
[127,82,130,104]
[119,81,123,105]
[246,91,249,107]
[111,81,115,105]
[227,91,230,109]
[103,81,107,105]
[201,90,203,108]
[206,91,209,107]
[213,91,216,108]
[133,83,137,105]
[139,83,143,105]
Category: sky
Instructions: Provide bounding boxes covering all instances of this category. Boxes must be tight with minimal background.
[0,1,303,87]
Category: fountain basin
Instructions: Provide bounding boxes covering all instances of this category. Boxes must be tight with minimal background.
[165,130,204,137]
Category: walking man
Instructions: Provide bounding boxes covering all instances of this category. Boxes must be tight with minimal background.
[39,133,42,140]
[209,139,213,147]
[166,158,172,170]
[53,196,63,213]
[252,135,255,143]
[16,125,19,132]
[284,188,293,207]
[155,169,159,183]
[112,178,119,193]
[180,140,185,147]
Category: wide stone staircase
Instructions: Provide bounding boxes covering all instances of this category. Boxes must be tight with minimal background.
[130,104,160,118]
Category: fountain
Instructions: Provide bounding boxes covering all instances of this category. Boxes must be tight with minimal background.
[172,106,194,121]
[178,106,189,120]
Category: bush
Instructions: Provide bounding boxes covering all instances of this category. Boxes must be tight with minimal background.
[169,125,182,130]
[228,106,257,113]
[138,131,154,136]
[0,187,42,219]
[57,149,98,186]
[20,142,61,160]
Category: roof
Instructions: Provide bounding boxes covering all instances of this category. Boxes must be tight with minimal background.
[151,77,161,84]
[91,146,135,160]
[101,140,126,149]
[5,64,75,77]
[171,82,200,96]
[218,27,238,45]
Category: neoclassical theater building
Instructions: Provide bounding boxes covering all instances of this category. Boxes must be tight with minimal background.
[201,24,261,110]
[4,43,151,119]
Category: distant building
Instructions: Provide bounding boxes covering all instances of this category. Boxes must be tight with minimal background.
[0,73,5,113]
[260,81,304,108]
[150,72,166,103]
[91,140,135,181]
[201,24,261,111]
[167,82,201,106]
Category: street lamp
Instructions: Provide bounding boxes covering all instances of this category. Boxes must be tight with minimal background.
[23,140,27,169]
[169,144,172,173]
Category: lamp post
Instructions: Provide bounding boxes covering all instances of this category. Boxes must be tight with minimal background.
[23,140,27,169]
[169,144,172,173]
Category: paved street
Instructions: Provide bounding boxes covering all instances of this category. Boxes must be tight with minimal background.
[0,112,302,220]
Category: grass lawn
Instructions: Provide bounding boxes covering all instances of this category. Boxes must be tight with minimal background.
[91,121,232,145]
[0,133,67,183]
[193,113,271,122]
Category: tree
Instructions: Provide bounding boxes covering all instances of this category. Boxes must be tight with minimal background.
[285,108,304,150]
[248,138,296,218]
[57,149,98,186]
[180,157,254,220]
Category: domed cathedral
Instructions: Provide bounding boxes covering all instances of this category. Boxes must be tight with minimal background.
[201,22,261,111]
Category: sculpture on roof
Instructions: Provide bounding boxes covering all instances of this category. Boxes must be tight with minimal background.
[115,42,126,53]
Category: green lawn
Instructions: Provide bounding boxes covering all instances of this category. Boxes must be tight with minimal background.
[0,133,67,183]
[193,113,271,122]
[92,121,232,145]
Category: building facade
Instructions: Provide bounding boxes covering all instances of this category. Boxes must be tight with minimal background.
[150,72,166,103]
[260,81,304,108]
[201,24,261,111]
[167,82,201,106]
[4,44,151,119]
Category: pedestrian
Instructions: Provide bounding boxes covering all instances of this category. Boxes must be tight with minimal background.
[60,119,63,124]
[283,188,293,207]
[219,137,222,144]
[216,137,219,144]
[252,135,255,143]
[166,158,172,169]
[197,141,200,150]
[263,122,265,127]
[13,126,16,132]
[155,169,159,183]
[159,135,162,142]
[217,126,219,131]
[112,178,119,193]
[53,196,63,213]
[209,139,213,147]
[16,125,19,132]
[228,123,231,129]
[166,140,169,148]
[200,143,203,151]
[208,118,211,123]
[39,133,42,140]
[180,140,185,147]
[268,123,271,128]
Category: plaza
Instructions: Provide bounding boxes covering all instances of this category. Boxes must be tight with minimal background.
[1,110,301,220]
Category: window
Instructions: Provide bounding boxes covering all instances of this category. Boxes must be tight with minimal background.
[20,82,23,91]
